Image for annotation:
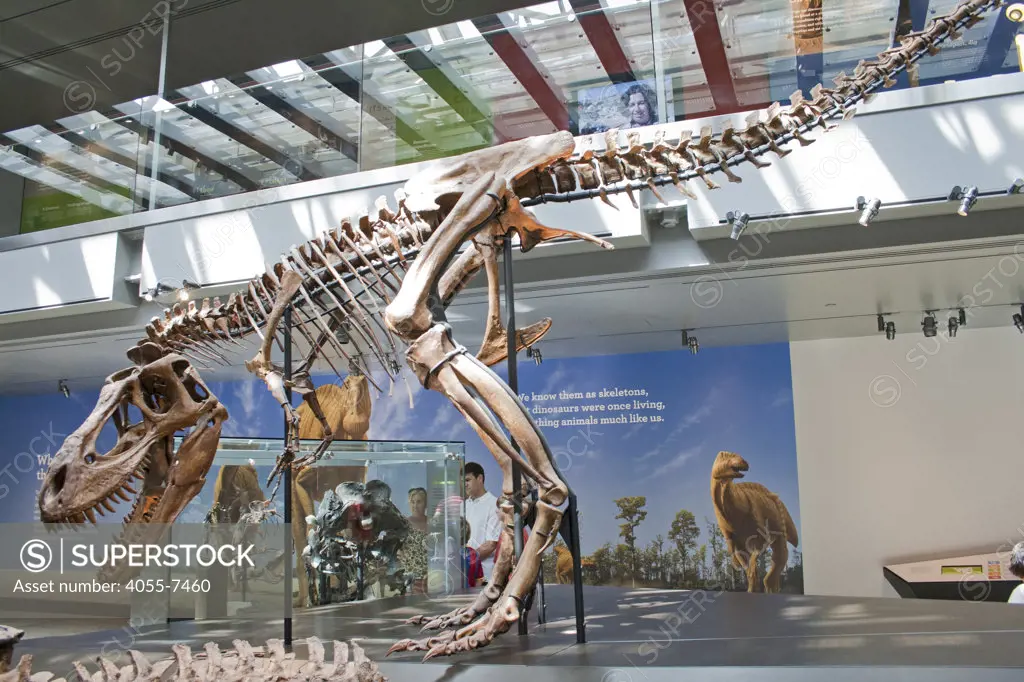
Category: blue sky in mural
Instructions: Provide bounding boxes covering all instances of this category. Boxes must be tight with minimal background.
[0,343,799,560]
[283,342,799,557]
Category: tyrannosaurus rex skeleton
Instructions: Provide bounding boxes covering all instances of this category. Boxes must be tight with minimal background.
[36,0,1000,661]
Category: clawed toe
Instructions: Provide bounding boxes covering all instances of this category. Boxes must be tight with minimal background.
[387,631,457,657]
[388,606,514,661]
[387,639,417,656]
[404,606,477,632]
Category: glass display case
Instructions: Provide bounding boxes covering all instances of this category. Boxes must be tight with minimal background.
[132,437,465,627]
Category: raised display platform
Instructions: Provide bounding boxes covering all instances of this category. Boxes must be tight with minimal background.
[8,585,1024,679]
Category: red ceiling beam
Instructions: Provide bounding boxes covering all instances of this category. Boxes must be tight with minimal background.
[568,0,637,83]
[682,0,741,114]
[472,15,573,131]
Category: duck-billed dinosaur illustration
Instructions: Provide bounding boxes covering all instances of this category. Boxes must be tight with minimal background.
[711,451,798,593]
[553,543,578,584]
[34,0,998,661]
[0,637,385,682]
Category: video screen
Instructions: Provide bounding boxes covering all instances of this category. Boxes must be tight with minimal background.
[577,79,664,134]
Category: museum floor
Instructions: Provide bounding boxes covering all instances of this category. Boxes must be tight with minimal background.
[9,585,1024,680]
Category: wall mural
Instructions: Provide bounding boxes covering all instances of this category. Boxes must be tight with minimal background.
[0,343,802,595]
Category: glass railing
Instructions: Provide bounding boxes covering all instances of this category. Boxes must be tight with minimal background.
[3,0,1018,236]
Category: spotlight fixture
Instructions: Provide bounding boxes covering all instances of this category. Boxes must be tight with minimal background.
[726,211,750,240]
[922,312,937,338]
[58,380,70,399]
[177,279,199,303]
[526,345,543,365]
[948,315,959,338]
[1009,178,1024,195]
[877,314,886,333]
[142,282,175,302]
[682,330,699,355]
[886,321,896,340]
[856,196,881,227]
[949,185,979,216]
[1014,312,1024,333]
[958,307,967,326]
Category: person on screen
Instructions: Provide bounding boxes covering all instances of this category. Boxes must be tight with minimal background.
[622,83,656,128]
[1008,542,1024,603]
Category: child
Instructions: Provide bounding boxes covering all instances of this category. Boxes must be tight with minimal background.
[1008,542,1024,603]
[462,521,484,588]
[494,525,529,562]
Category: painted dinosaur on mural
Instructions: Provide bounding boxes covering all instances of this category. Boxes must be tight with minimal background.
[553,544,574,584]
[0,637,386,682]
[710,451,799,593]
[32,0,1001,661]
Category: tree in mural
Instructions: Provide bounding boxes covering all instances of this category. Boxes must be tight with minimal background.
[586,543,614,585]
[782,549,804,593]
[694,544,707,586]
[652,534,665,585]
[613,543,633,585]
[704,517,729,588]
[668,509,699,587]
[614,496,648,587]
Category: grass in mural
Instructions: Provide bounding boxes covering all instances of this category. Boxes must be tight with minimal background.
[540,496,804,593]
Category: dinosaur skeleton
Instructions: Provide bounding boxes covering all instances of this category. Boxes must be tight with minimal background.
[0,637,385,682]
[35,0,1000,662]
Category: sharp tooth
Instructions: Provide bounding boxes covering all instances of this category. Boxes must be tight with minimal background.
[95,505,107,517]
[123,483,138,495]
[113,489,130,503]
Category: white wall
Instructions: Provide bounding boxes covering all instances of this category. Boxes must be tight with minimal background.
[0,232,136,323]
[790,325,1024,599]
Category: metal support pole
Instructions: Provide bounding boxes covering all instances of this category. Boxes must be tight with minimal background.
[502,237,528,637]
[283,306,293,647]
[568,494,586,643]
[537,488,547,624]
[147,9,171,210]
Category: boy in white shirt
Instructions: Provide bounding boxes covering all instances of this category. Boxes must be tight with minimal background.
[463,462,501,581]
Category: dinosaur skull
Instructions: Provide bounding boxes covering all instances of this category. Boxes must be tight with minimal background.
[712,451,749,480]
[38,344,227,546]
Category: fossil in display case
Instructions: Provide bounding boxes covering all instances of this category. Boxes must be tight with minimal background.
[304,479,412,604]
[36,0,1002,662]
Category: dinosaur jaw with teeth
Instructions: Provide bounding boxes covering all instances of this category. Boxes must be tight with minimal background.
[37,350,228,582]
